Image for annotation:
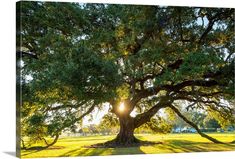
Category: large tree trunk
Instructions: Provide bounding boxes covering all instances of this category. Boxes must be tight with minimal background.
[105,99,168,146]
[90,114,142,148]
[106,100,140,146]
[113,115,139,145]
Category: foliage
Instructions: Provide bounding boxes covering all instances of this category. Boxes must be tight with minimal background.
[17,1,235,145]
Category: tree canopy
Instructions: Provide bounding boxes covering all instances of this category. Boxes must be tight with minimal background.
[17,1,235,147]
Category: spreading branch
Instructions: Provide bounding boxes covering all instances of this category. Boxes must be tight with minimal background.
[198,9,233,44]
[134,96,172,128]
[42,103,96,148]
[42,134,59,148]
[169,105,223,144]
[134,59,183,86]
[47,101,87,111]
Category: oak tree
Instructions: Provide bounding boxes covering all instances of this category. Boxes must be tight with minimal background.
[17,2,235,147]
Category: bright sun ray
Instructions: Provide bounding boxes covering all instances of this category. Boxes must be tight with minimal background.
[119,102,125,112]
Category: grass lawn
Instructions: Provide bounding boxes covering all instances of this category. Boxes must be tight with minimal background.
[21,133,235,158]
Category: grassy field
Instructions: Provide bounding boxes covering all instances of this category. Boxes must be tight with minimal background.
[21,133,235,158]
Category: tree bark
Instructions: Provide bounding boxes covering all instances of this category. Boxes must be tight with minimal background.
[108,100,140,145]
[109,98,170,146]
[113,115,139,145]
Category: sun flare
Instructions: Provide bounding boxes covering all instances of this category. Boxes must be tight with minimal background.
[119,102,125,112]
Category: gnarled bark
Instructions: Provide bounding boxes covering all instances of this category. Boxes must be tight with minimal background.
[109,99,140,145]
[109,115,140,146]
[109,97,171,146]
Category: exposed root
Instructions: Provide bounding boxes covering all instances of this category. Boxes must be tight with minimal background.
[85,138,162,148]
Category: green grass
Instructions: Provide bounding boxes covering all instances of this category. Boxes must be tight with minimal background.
[21,133,235,158]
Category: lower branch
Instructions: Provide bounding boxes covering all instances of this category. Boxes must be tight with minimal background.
[134,97,171,128]
[59,103,96,131]
[169,105,224,144]
[42,134,59,147]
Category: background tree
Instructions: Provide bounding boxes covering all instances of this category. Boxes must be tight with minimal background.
[204,118,221,130]
[17,1,235,147]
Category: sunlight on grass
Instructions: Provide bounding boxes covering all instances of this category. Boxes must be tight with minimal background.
[21,133,235,158]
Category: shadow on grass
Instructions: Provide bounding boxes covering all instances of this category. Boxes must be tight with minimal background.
[165,140,205,152]
[59,138,111,142]
[59,146,145,157]
[21,145,64,157]
[60,148,107,156]
[21,137,235,157]
[21,146,48,157]
[60,135,113,139]
[111,146,146,155]
[163,140,235,153]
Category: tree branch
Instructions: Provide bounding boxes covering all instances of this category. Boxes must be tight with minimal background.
[59,103,96,131]
[42,134,59,147]
[44,102,97,148]
[16,51,38,59]
[169,105,223,144]
[172,79,218,91]
[134,96,172,128]
[134,59,183,85]
[131,59,184,105]
[173,91,223,99]
[47,101,87,111]
[198,9,233,44]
